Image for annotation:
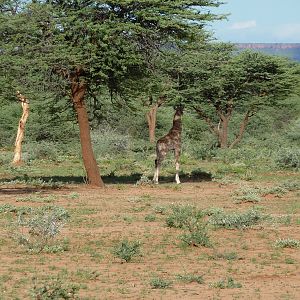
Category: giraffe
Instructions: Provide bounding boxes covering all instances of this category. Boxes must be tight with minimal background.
[153,105,184,184]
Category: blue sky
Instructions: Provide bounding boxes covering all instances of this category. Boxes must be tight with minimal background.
[207,0,300,43]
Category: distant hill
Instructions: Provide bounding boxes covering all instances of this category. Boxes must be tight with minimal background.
[236,43,300,62]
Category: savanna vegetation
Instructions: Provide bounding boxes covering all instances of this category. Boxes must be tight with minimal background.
[0,0,300,299]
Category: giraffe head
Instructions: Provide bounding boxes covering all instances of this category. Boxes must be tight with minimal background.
[174,104,184,116]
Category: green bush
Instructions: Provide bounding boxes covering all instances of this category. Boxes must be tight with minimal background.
[14,205,70,253]
[166,204,204,229]
[166,204,212,247]
[32,276,80,299]
[180,228,212,248]
[285,118,300,142]
[24,141,61,161]
[275,148,300,170]
[112,239,141,262]
[211,277,242,289]
[208,208,264,229]
[0,151,13,166]
[150,277,172,289]
[176,273,204,284]
[91,127,131,159]
[274,238,300,249]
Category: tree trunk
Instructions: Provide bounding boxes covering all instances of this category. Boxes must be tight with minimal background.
[229,111,251,149]
[71,78,104,187]
[146,95,166,143]
[146,104,158,143]
[219,118,229,149]
[12,91,29,165]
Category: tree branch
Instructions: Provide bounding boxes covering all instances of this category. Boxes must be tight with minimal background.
[229,110,252,149]
[193,106,219,137]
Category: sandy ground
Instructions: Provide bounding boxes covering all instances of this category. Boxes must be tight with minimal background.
[0,181,299,299]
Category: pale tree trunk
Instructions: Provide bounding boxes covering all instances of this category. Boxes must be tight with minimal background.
[12,91,29,165]
[71,75,104,187]
[146,95,165,143]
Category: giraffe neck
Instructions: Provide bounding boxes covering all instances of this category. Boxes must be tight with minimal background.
[171,115,182,133]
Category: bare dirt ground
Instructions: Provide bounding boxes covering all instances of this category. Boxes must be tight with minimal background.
[0,180,299,299]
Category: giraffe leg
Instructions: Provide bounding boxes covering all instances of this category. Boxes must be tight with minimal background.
[154,154,165,184]
[175,151,181,184]
[153,159,159,184]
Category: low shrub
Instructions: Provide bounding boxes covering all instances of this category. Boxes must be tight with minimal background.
[275,148,300,170]
[208,208,264,229]
[166,204,204,229]
[150,277,172,289]
[112,239,141,262]
[91,127,131,159]
[211,277,242,289]
[166,204,212,247]
[180,228,212,248]
[176,273,204,284]
[24,141,61,162]
[31,276,80,299]
[14,205,70,253]
[274,238,300,249]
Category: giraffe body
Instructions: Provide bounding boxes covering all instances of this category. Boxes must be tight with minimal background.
[153,106,183,184]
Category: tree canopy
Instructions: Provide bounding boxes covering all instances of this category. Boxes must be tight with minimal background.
[0,0,225,185]
[168,43,298,148]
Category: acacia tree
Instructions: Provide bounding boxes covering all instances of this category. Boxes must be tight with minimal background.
[1,0,224,185]
[174,45,297,148]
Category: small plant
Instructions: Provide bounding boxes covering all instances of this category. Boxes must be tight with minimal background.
[43,238,70,254]
[150,277,172,289]
[280,180,300,192]
[176,273,204,284]
[208,208,264,229]
[211,277,242,289]
[65,192,80,200]
[233,185,262,203]
[75,269,100,281]
[274,238,300,249]
[16,194,57,203]
[180,226,212,248]
[135,174,152,186]
[166,204,204,229]
[0,177,64,189]
[153,205,167,215]
[14,205,70,253]
[144,214,156,222]
[123,215,135,223]
[166,204,212,247]
[285,257,296,264]
[31,276,80,299]
[202,207,224,216]
[276,215,292,225]
[112,239,141,262]
[0,204,18,213]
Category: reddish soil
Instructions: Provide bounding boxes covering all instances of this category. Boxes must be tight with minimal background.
[0,181,299,299]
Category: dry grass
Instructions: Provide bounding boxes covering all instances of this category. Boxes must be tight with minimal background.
[0,176,299,299]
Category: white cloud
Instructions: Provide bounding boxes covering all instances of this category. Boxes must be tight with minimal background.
[230,20,257,30]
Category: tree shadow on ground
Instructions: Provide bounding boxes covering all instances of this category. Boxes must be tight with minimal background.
[0,170,212,194]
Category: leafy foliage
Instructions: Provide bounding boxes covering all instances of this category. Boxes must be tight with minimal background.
[150,277,172,289]
[112,239,141,262]
[14,205,70,253]
[32,276,80,300]
[208,208,264,229]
